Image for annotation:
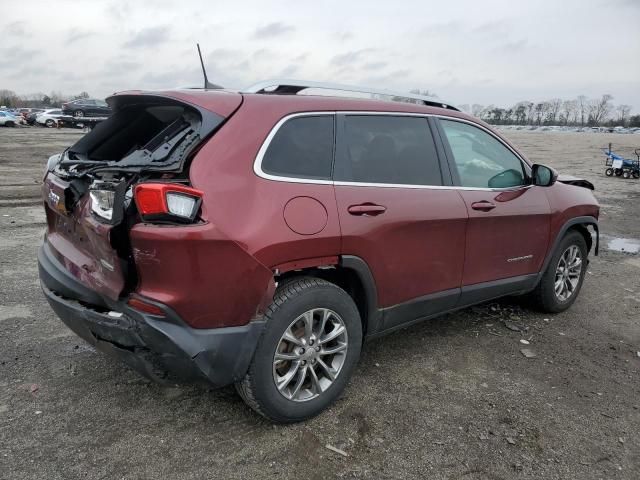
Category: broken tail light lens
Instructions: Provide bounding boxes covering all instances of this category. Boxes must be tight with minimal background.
[134,183,202,223]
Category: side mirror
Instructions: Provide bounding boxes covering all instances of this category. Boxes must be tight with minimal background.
[531,164,558,187]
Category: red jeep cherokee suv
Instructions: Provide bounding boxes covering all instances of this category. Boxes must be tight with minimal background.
[39,80,599,422]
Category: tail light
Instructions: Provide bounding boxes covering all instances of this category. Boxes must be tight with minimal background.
[134,183,202,223]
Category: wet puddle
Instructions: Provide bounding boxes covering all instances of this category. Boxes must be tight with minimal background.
[606,237,640,254]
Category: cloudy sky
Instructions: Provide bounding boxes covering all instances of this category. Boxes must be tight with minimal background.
[3,0,639,110]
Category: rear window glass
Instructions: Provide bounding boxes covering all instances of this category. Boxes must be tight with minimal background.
[261,115,334,180]
[335,115,442,186]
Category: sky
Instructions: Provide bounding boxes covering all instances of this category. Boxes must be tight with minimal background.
[2,0,639,110]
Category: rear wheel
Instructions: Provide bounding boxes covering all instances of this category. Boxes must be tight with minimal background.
[605,168,613,176]
[236,277,362,423]
[45,119,56,128]
[623,171,631,179]
[529,231,588,313]
[633,171,640,179]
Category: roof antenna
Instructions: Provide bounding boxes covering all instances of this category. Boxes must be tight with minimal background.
[197,43,223,89]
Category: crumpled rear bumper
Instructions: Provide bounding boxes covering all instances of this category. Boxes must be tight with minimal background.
[38,243,265,386]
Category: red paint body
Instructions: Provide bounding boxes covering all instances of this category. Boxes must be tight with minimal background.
[42,90,599,331]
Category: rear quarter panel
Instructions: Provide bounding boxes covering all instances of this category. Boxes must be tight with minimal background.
[140,96,342,328]
[189,96,342,268]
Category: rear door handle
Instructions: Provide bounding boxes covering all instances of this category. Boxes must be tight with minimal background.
[471,201,496,212]
[347,203,387,216]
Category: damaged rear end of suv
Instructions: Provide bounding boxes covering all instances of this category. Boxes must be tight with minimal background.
[38,90,273,386]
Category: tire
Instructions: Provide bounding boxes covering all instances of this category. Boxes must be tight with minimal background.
[45,119,56,128]
[236,277,362,423]
[529,231,588,313]
[605,168,614,176]
[73,110,84,118]
[622,171,630,179]
[633,172,640,179]
[5,121,15,127]
[614,169,623,176]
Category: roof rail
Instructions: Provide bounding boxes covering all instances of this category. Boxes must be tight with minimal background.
[242,79,459,111]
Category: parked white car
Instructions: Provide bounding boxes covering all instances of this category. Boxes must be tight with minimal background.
[0,111,18,127]
[36,109,64,127]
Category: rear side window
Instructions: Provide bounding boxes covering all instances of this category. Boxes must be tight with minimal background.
[261,115,334,180]
[335,115,442,186]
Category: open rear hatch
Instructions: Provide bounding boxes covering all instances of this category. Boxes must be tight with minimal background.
[42,92,239,302]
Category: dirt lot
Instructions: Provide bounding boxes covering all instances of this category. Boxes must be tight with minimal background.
[1,127,639,480]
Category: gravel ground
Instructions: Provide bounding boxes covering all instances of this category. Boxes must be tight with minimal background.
[0,127,639,480]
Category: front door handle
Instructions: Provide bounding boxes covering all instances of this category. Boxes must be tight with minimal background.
[347,203,387,216]
[471,201,496,212]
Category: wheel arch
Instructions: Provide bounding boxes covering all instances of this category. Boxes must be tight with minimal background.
[539,216,598,280]
[274,255,381,337]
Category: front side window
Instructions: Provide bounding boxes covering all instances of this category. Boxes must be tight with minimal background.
[440,120,525,189]
[335,115,442,186]
[261,115,334,180]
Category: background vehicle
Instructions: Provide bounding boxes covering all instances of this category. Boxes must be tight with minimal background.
[0,111,18,127]
[39,80,599,423]
[36,109,64,127]
[21,108,46,125]
[604,143,640,179]
[61,98,112,118]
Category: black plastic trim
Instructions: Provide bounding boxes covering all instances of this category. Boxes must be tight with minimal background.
[368,274,540,338]
[458,274,538,307]
[428,116,455,186]
[381,287,460,331]
[537,216,599,282]
[339,255,383,334]
[432,117,462,186]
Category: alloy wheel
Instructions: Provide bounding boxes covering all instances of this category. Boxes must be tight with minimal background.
[554,245,582,301]
[272,308,348,402]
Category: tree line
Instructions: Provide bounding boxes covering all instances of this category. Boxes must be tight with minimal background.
[456,95,639,128]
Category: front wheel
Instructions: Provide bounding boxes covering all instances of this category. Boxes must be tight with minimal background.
[605,168,613,176]
[236,277,362,423]
[45,119,56,128]
[529,231,588,313]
